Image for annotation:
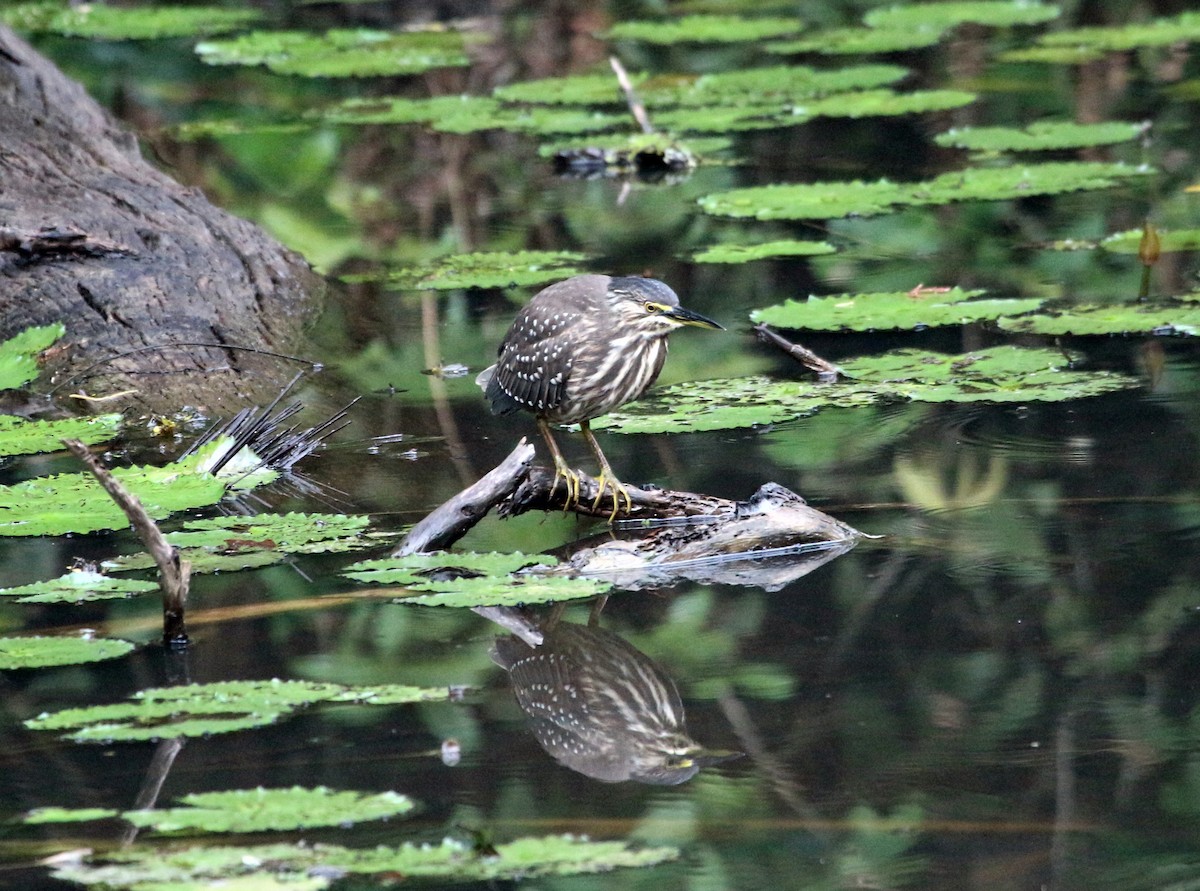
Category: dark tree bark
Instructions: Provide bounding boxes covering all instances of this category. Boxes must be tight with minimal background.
[0,25,324,413]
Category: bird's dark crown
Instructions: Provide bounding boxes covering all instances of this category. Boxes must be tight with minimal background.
[607,276,680,309]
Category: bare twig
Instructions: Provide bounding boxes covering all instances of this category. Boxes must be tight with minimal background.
[609,56,655,135]
[753,323,842,380]
[63,439,191,646]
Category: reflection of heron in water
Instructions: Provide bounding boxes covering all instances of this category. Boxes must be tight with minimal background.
[491,614,740,785]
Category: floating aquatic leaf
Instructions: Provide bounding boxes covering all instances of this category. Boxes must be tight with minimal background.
[343,250,589,291]
[196,28,475,78]
[344,552,609,607]
[864,1,1060,30]
[646,64,909,107]
[123,787,416,834]
[996,301,1200,336]
[26,678,458,742]
[320,93,498,126]
[0,413,120,458]
[751,288,1044,331]
[0,2,260,39]
[24,807,120,824]
[0,323,64,391]
[606,15,803,44]
[495,72,636,106]
[0,636,135,670]
[935,120,1145,152]
[768,26,945,55]
[998,45,1104,64]
[654,87,975,133]
[105,513,378,574]
[597,346,1139,434]
[50,835,678,887]
[0,437,272,537]
[1099,227,1200,255]
[692,240,837,263]
[1036,11,1200,53]
[699,161,1150,220]
[0,570,159,604]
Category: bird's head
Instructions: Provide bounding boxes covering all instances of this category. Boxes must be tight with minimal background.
[608,276,723,334]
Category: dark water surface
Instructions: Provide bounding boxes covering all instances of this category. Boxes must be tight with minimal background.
[4,2,1200,889]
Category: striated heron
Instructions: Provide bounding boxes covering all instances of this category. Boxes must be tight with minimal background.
[491,620,739,784]
[476,274,722,519]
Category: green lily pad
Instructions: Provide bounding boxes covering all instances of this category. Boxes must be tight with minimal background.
[195,28,475,78]
[50,836,678,888]
[606,15,803,44]
[319,93,499,126]
[24,807,121,824]
[997,45,1105,64]
[699,161,1149,220]
[0,570,159,604]
[597,346,1139,434]
[495,72,637,106]
[649,64,909,106]
[0,413,121,458]
[692,239,837,263]
[0,635,135,670]
[343,250,589,291]
[934,120,1145,152]
[767,26,946,55]
[344,551,610,608]
[25,678,457,742]
[863,1,1060,30]
[123,787,416,834]
[653,87,976,134]
[0,2,260,39]
[0,323,64,391]
[1099,227,1200,254]
[1036,11,1200,53]
[104,512,378,574]
[0,437,273,537]
[751,287,1044,330]
[996,301,1200,336]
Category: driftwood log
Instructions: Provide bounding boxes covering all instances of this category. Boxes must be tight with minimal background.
[396,441,864,591]
[0,25,323,412]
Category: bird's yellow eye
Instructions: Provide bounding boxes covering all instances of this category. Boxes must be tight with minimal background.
[644,302,668,314]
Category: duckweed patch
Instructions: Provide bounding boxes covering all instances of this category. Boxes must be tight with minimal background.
[699,161,1149,220]
[751,288,1044,331]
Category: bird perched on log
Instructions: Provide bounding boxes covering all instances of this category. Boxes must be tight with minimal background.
[476,274,722,520]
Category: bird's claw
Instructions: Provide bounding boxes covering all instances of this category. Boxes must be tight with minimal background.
[591,473,633,523]
[549,463,582,511]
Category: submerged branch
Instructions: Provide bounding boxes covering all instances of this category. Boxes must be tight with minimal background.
[63,438,190,647]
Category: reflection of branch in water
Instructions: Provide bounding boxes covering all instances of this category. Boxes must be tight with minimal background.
[119,738,186,847]
[422,291,476,488]
[492,619,740,784]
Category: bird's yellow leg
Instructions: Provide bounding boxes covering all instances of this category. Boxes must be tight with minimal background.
[536,418,580,509]
[580,421,632,522]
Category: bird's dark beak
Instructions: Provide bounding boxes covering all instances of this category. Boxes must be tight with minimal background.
[693,748,745,767]
[664,306,724,330]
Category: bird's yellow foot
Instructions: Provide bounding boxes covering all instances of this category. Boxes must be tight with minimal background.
[591,472,633,523]
[549,459,582,510]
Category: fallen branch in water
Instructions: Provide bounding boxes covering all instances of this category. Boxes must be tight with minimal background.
[63,438,191,647]
[754,323,842,380]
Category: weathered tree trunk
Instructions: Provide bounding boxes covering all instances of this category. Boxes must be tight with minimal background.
[0,26,323,413]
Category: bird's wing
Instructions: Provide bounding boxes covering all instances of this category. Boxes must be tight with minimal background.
[490,310,578,414]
